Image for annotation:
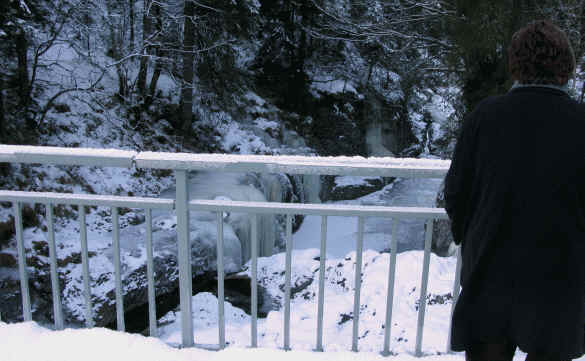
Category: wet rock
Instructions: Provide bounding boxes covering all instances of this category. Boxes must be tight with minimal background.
[321,176,392,202]
[0,252,17,267]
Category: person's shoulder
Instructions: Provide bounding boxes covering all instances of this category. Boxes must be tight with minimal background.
[480,94,508,109]
[568,97,585,124]
[555,92,585,115]
[571,97,585,112]
[471,94,507,115]
[466,95,506,126]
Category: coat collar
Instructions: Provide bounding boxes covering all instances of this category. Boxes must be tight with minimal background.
[509,82,570,97]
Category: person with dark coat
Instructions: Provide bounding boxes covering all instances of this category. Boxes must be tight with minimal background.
[444,20,585,361]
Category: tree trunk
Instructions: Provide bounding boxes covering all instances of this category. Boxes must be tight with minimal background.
[180,0,196,134]
[117,66,128,99]
[137,0,152,99]
[576,0,585,97]
[0,74,5,137]
[499,0,522,91]
[129,0,135,49]
[0,77,7,168]
[147,1,163,106]
[148,59,162,104]
[15,30,30,107]
[364,60,374,88]
[82,0,92,57]
[297,0,308,73]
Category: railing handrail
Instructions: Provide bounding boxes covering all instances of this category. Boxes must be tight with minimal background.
[0,144,450,177]
[189,199,449,219]
[0,190,174,209]
[0,145,460,357]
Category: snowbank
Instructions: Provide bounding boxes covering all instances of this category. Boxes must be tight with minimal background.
[0,321,468,361]
[4,320,580,361]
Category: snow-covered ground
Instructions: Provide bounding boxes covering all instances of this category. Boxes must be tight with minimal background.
[4,318,583,361]
[2,321,468,361]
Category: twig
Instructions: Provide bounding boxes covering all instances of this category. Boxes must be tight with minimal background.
[37,70,107,127]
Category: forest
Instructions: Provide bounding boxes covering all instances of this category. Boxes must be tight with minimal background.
[1,0,583,157]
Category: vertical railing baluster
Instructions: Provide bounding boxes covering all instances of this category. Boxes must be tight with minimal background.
[46,203,63,330]
[112,207,125,332]
[14,202,31,321]
[216,211,226,349]
[145,208,157,337]
[447,246,462,353]
[250,214,258,348]
[415,219,434,357]
[382,218,399,356]
[283,214,293,350]
[175,170,194,347]
[351,216,365,352]
[79,204,94,328]
[315,215,327,352]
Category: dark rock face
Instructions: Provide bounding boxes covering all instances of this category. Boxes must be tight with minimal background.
[0,228,234,331]
[121,273,275,335]
[0,269,26,323]
[218,274,274,317]
[321,176,391,202]
[0,218,15,249]
[0,245,181,328]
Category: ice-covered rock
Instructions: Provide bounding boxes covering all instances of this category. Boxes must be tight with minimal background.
[321,176,390,202]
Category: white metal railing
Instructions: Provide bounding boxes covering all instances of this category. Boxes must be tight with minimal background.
[0,145,462,356]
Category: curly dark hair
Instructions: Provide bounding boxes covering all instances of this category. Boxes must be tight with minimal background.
[508,20,576,85]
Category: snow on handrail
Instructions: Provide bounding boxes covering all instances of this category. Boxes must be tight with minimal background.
[0,144,137,167]
[135,151,450,177]
[0,144,451,177]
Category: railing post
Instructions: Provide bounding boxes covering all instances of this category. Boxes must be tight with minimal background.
[145,208,158,337]
[283,214,293,351]
[250,214,258,348]
[447,246,462,353]
[415,219,434,357]
[14,202,31,322]
[382,218,399,356]
[46,203,63,330]
[315,215,327,352]
[79,204,94,328]
[112,207,125,332]
[176,169,194,347]
[351,216,365,352]
[216,211,226,349]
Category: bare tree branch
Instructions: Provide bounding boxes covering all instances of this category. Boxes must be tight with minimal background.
[37,70,107,127]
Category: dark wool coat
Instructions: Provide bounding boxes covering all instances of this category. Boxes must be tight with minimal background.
[445,85,585,359]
